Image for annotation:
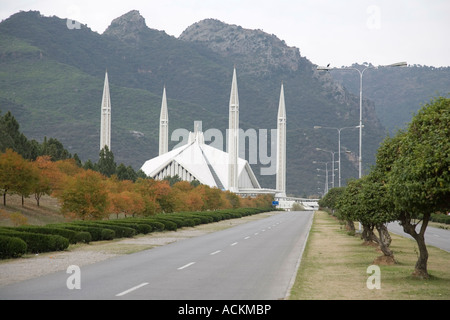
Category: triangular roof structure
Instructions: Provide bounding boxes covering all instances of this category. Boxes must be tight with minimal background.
[141,130,261,190]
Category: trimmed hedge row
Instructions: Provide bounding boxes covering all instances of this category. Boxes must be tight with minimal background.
[430,213,450,225]
[0,207,272,259]
[0,228,69,255]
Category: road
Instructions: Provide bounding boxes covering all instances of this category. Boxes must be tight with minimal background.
[0,210,313,300]
[387,222,450,252]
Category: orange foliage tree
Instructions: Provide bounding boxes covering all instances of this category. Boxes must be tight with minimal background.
[60,170,109,220]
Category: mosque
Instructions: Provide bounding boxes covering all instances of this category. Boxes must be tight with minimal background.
[99,68,318,210]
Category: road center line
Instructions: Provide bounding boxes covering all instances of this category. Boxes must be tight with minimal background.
[244,236,250,240]
[210,250,221,255]
[116,282,149,297]
[178,262,195,270]
[231,242,238,246]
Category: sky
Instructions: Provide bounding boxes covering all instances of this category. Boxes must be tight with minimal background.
[1,0,449,67]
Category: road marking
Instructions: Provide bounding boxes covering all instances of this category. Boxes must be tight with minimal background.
[244,236,250,240]
[210,250,221,255]
[254,232,259,235]
[231,242,238,246]
[178,262,195,270]
[116,282,149,297]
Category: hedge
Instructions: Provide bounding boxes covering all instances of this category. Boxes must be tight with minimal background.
[0,229,69,253]
[13,226,91,244]
[0,207,272,259]
[0,235,27,259]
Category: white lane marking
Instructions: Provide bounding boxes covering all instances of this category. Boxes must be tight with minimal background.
[244,236,250,240]
[254,232,259,235]
[116,282,149,297]
[231,242,238,246]
[178,262,195,270]
[210,250,221,255]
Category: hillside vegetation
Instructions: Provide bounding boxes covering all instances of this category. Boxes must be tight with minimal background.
[1,10,448,196]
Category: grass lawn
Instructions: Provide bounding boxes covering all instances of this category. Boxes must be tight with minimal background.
[289,210,450,300]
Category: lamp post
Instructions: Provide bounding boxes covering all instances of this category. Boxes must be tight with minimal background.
[316,148,337,188]
[317,62,407,178]
[313,161,329,194]
[314,125,361,187]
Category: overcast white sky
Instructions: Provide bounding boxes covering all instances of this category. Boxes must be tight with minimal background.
[1,0,449,67]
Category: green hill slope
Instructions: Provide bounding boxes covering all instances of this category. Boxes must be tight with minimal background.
[0,10,388,196]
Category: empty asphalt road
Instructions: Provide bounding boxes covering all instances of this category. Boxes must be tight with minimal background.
[0,210,313,300]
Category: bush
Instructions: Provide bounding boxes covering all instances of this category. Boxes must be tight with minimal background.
[0,230,69,253]
[0,235,27,259]
[14,226,79,244]
[51,224,114,241]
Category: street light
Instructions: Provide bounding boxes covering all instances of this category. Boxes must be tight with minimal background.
[313,161,330,194]
[317,62,407,178]
[316,148,337,188]
[314,125,362,186]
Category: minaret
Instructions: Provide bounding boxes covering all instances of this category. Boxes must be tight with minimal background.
[276,82,286,196]
[228,67,239,192]
[100,71,111,150]
[159,86,169,155]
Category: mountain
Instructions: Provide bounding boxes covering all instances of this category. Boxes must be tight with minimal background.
[1,10,389,196]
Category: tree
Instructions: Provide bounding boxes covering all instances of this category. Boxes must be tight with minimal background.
[60,170,109,220]
[97,146,116,177]
[387,96,450,278]
[41,137,71,161]
[318,187,345,216]
[0,149,35,206]
[31,156,53,206]
[357,173,395,263]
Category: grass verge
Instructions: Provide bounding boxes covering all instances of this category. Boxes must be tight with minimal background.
[289,210,450,300]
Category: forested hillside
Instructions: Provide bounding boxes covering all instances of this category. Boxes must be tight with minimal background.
[2,10,440,196]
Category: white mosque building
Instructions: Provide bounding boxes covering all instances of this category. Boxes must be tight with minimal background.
[140,68,286,197]
[99,68,321,209]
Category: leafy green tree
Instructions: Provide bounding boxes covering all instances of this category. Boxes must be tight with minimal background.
[386,96,450,278]
[318,187,345,216]
[41,137,71,161]
[0,111,39,160]
[97,146,116,177]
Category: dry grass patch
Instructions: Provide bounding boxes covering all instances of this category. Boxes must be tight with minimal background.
[289,211,450,300]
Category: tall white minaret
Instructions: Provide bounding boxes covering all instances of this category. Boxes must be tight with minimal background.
[159,86,169,155]
[228,67,239,192]
[276,82,286,196]
[100,71,111,150]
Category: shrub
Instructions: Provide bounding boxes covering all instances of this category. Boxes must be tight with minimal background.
[0,235,27,259]
[0,230,69,253]
[15,226,79,244]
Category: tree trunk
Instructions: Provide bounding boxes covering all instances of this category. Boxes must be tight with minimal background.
[346,219,355,234]
[399,212,430,278]
[375,224,394,258]
[378,224,392,247]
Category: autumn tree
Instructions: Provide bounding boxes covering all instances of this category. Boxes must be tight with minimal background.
[0,149,36,206]
[60,170,109,220]
[30,156,54,206]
